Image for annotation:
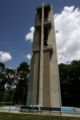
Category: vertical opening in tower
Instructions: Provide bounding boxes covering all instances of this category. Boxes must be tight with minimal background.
[36,5,50,24]
[36,5,51,48]
[39,27,51,47]
[44,7,50,21]
[44,27,48,46]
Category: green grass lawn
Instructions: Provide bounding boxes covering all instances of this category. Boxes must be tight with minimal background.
[0,113,80,120]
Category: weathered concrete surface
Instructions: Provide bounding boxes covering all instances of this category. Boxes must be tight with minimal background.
[27,4,61,108]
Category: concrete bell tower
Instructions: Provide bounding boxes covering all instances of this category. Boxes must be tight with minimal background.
[27,4,61,108]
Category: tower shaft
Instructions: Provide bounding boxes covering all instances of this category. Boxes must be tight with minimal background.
[27,4,61,108]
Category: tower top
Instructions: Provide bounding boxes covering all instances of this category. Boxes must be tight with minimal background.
[36,4,51,12]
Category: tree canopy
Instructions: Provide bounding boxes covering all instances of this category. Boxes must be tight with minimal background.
[59,60,80,107]
[0,62,29,105]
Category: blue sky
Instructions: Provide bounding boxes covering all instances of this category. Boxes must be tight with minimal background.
[0,0,80,69]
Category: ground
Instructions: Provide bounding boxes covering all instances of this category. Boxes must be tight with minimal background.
[0,113,80,120]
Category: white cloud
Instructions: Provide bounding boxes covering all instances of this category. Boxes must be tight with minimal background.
[0,51,12,62]
[25,26,35,42]
[55,6,80,64]
[26,54,32,60]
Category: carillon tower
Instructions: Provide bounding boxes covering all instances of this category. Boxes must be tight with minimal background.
[27,3,61,108]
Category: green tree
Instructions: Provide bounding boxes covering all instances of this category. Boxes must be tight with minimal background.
[3,68,15,103]
[0,63,5,72]
[0,63,6,101]
[59,60,80,107]
[14,62,29,105]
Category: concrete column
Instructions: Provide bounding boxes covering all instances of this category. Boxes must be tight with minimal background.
[39,3,44,106]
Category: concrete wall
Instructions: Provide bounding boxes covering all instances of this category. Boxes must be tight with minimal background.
[27,4,61,108]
